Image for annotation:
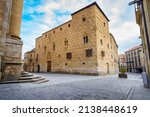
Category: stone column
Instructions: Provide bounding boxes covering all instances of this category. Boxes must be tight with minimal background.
[2,0,24,81]
[9,0,24,39]
[0,0,5,49]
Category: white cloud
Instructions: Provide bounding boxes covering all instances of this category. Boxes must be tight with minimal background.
[21,0,141,56]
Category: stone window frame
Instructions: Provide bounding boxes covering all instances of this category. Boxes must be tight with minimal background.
[66,52,72,59]
[44,46,47,53]
[83,36,89,44]
[104,22,106,27]
[64,38,69,46]
[86,49,93,57]
[68,24,71,27]
[83,32,89,44]
[82,15,86,22]
[100,39,103,45]
[45,34,47,37]
[53,42,56,51]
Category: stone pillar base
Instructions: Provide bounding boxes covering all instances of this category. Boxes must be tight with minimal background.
[3,64,22,81]
[2,37,23,81]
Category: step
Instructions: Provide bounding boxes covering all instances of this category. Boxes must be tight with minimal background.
[20,76,41,80]
[34,79,49,84]
[0,79,37,84]
[21,74,33,77]
[21,72,30,75]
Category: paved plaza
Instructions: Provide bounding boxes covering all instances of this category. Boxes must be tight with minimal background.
[0,73,150,100]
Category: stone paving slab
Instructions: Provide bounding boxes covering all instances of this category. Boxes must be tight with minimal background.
[0,73,150,100]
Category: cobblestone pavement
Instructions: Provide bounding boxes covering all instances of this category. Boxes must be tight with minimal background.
[0,73,150,100]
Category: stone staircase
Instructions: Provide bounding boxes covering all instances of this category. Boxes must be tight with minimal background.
[0,71,49,84]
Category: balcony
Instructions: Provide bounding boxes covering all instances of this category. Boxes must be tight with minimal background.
[136,9,142,25]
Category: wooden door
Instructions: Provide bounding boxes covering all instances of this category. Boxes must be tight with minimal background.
[47,61,51,72]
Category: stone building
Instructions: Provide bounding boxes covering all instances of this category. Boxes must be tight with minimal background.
[0,0,24,81]
[125,45,144,73]
[130,0,150,81]
[25,2,118,75]
[118,54,127,68]
[23,49,36,72]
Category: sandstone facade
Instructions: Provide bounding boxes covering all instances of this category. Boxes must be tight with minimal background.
[0,0,23,81]
[25,2,118,75]
[23,49,36,72]
[133,0,150,79]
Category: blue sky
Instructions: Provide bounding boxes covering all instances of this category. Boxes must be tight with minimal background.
[21,0,141,56]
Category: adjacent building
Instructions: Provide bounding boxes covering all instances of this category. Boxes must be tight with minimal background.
[24,2,118,75]
[118,54,127,68]
[130,0,150,80]
[125,45,144,73]
[0,0,24,81]
[23,49,36,72]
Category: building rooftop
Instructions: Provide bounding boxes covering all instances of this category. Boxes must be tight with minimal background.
[71,2,109,21]
[125,45,142,52]
[41,2,109,36]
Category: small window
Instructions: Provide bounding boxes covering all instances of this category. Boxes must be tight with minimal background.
[104,22,106,27]
[101,51,105,57]
[82,17,86,22]
[45,34,47,37]
[107,44,109,49]
[68,24,71,27]
[53,31,55,34]
[100,39,103,45]
[83,36,88,44]
[60,28,62,31]
[53,43,55,51]
[66,52,72,59]
[64,40,68,46]
[37,54,38,61]
[44,46,47,53]
[86,49,93,57]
